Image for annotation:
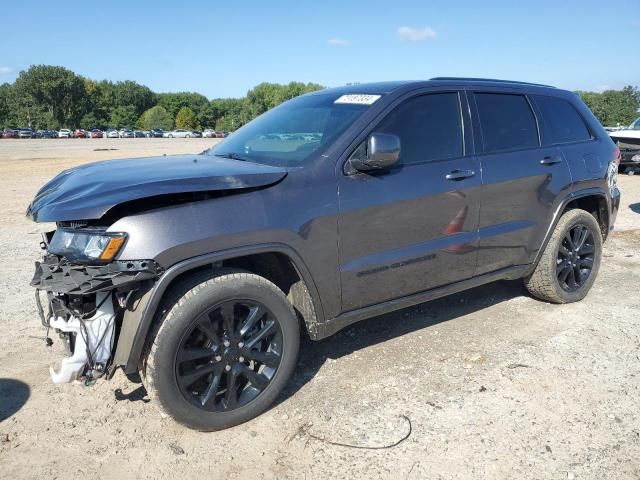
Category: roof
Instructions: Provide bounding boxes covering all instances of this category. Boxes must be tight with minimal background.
[309,77,557,97]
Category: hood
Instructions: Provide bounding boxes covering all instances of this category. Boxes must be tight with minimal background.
[27,154,287,222]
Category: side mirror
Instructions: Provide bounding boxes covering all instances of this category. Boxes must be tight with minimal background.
[350,133,401,172]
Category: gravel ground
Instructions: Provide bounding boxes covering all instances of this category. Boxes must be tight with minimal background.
[0,139,639,480]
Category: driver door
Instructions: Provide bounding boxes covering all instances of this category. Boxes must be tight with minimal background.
[337,91,481,312]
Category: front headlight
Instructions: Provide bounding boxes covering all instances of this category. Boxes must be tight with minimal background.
[48,229,127,263]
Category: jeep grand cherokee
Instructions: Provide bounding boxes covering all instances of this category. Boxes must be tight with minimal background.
[28,78,621,431]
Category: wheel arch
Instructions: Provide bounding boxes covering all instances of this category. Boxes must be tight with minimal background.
[527,188,610,276]
[118,243,324,374]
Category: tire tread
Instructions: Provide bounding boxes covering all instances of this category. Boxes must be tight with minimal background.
[525,209,602,304]
[142,269,298,429]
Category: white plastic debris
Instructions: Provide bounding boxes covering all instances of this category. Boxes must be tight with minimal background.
[49,292,115,384]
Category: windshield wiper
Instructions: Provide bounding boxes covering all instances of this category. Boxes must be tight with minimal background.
[213,152,249,162]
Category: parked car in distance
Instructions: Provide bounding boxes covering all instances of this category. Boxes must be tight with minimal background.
[106,129,119,138]
[27,78,621,432]
[163,129,193,138]
[133,130,146,138]
[58,129,72,138]
[35,130,56,139]
[89,129,103,138]
[191,130,203,138]
[18,128,34,138]
[119,128,134,138]
[1,129,18,138]
[203,129,216,138]
[149,128,164,138]
[609,116,640,172]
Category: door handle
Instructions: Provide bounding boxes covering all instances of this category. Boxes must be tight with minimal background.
[540,156,562,165]
[445,169,475,181]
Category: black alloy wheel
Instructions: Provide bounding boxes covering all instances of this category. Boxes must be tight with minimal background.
[143,270,300,431]
[556,224,595,292]
[525,209,602,304]
[175,300,282,411]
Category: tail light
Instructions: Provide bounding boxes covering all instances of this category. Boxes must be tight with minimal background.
[612,146,621,168]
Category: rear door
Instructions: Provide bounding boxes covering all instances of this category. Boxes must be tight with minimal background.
[337,90,482,312]
[470,90,572,274]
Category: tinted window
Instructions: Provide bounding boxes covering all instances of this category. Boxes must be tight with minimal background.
[475,93,539,153]
[375,93,463,165]
[534,95,591,143]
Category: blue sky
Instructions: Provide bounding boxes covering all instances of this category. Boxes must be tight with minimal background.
[1,0,638,98]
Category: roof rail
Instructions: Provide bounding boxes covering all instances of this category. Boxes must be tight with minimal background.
[429,77,555,88]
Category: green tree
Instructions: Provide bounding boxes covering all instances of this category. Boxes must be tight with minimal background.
[79,112,101,130]
[211,97,247,131]
[109,105,138,128]
[138,105,173,130]
[577,86,640,126]
[244,81,323,120]
[157,92,209,119]
[0,83,14,128]
[175,106,196,129]
[11,65,87,128]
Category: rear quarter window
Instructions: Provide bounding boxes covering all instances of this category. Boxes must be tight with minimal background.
[474,93,539,153]
[533,95,592,144]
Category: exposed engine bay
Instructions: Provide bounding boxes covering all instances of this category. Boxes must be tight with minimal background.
[32,250,161,384]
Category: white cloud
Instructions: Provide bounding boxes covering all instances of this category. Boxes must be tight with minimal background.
[0,67,13,75]
[398,26,437,42]
[328,38,350,47]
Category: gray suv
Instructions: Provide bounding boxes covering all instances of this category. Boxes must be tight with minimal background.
[28,78,621,431]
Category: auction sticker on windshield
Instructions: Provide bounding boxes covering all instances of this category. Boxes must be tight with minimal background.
[334,94,381,105]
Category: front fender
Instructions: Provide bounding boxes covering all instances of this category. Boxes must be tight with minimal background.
[115,243,324,374]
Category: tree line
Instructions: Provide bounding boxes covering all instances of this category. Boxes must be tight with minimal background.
[0,65,323,131]
[576,86,640,127]
[0,65,638,132]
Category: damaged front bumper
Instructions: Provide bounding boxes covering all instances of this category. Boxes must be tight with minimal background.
[32,253,162,383]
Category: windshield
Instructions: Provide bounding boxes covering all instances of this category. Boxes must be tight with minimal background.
[207,93,378,166]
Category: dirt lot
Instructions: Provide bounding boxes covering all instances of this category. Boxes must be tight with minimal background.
[0,139,639,480]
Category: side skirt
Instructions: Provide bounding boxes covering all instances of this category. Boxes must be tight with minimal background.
[315,264,530,339]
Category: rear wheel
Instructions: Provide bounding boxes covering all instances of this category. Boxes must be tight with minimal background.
[525,209,602,303]
[142,270,299,431]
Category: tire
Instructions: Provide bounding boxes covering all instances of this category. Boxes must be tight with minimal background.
[142,269,300,431]
[185,134,191,138]
[525,209,602,304]
[168,134,173,138]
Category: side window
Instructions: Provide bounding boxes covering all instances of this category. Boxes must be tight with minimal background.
[475,93,539,153]
[375,93,463,165]
[533,95,592,143]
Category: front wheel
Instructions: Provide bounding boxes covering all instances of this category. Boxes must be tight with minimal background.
[525,209,602,303]
[142,270,300,431]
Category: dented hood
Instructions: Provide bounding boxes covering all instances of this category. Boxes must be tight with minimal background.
[27,154,288,222]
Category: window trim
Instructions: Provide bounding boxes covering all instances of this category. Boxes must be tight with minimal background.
[342,90,467,172]
[530,93,596,146]
[470,91,542,156]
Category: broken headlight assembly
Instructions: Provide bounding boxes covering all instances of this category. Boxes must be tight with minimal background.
[48,229,127,263]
